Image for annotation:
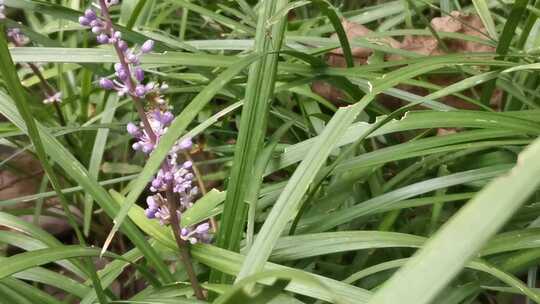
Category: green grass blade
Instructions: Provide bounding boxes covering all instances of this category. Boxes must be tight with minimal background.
[212,0,289,284]
[83,94,118,237]
[366,136,540,304]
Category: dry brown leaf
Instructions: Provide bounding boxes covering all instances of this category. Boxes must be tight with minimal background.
[312,13,497,109]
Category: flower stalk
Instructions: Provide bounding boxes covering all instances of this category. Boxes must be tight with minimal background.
[80,1,210,298]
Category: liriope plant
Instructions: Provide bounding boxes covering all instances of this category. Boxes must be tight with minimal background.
[1,0,540,304]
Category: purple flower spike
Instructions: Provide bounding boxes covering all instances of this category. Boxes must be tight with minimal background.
[99,78,115,90]
[141,40,155,53]
[82,1,208,243]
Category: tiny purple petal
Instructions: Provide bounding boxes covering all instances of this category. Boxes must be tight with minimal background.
[183,161,193,169]
[91,26,102,34]
[127,53,139,64]
[79,16,90,26]
[99,78,115,90]
[141,40,154,53]
[116,68,129,81]
[161,111,174,125]
[135,84,147,97]
[118,40,128,51]
[96,33,109,44]
[142,143,154,153]
[135,67,144,82]
[84,9,97,20]
[178,138,193,150]
[126,122,140,136]
[145,208,156,219]
[146,196,158,209]
[196,223,210,234]
[181,228,189,236]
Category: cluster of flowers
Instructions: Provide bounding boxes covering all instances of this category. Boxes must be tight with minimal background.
[79,7,165,101]
[81,0,209,243]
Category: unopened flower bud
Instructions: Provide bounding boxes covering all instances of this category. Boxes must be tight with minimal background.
[96,33,109,44]
[135,67,145,82]
[141,40,154,53]
[99,78,115,90]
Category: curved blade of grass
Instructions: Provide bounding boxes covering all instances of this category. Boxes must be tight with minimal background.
[472,0,498,39]
[237,57,508,279]
[299,164,511,233]
[315,0,354,67]
[214,270,341,304]
[480,0,528,104]
[0,246,117,280]
[193,244,371,304]
[212,0,289,284]
[346,258,540,302]
[83,94,118,236]
[271,231,425,261]
[366,136,540,304]
[167,0,253,34]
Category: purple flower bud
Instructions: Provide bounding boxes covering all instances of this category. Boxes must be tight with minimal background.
[142,143,154,153]
[116,67,129,81]
[162,111,174,125]
[126,122,140,136]
[79,16,90,26]
[181,228,189,237]
[151,178,162,189]
[141,40,154,53]
[179,139,193,150]
[135,67,145,82]
[118,40,128,51]
[84,9,97,20]
[91,26,102,34]
[145,208,156,219]
[146,196,158,209]
[183,161,193,169]
[196,223,210,234]
[113,31,122,39]
[96,33,109,44]
[99,78,115,90]
[135,84,147,97]
[126,52,139,64]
